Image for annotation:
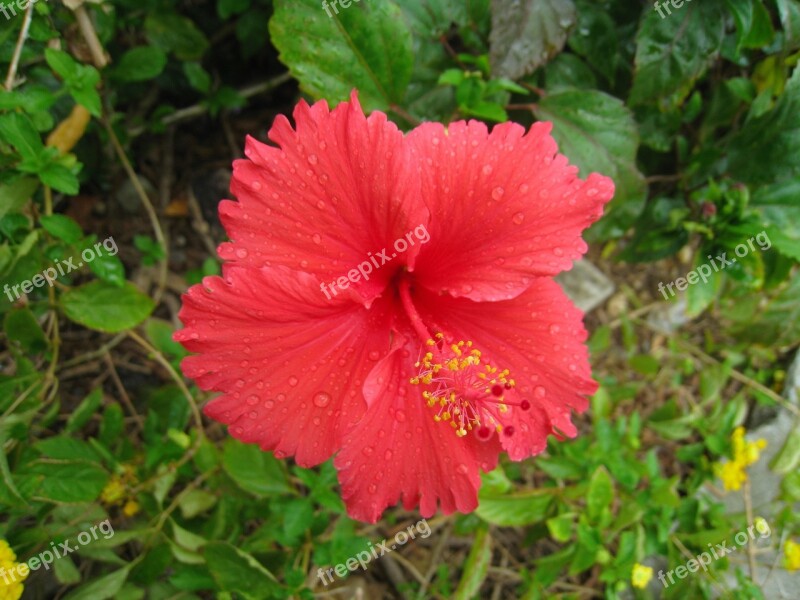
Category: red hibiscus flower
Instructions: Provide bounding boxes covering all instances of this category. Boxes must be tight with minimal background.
[175,92,614,523]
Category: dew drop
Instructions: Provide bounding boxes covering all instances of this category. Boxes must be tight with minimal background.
[534,386,546,398]
[512,212,525,225]
[307,154,318,165]
[251,180,262,190]
[518,183,529,193]
[288,376,299,387]
[312,233,322,245]
[456,463,468,475]
[368,484,377,494]
[492,186,505,200]
[384,450,393,460]
[236,248,248,259]
[550,324,561,334]
[264,399,274,409]
[246,395,259,406]
[482,164,493,175]
[395,410,406,422]
[362,446,374,456]
[316,200,326,210]
[368,350,381,361]
[313,391,332,407]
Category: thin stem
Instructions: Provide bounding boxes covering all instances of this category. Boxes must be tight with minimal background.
[3,2,33,91]
[103,118,169,305]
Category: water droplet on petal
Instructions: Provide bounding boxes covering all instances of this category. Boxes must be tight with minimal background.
[518,183,529,193]
[482,164,493,175]
[308,154,318,165]
[550,324,561,334]
[368,484,377,494]
[288,376,299,387]
[236,248,248,259]
[512,212,525,225]
[312,233,322,245]
[492,186,505,200]
[368,350,381,361]
[246,395,259,406]
[384,450,393,460]
[456,464,468,475]
[313,391,331,407]
[534,386,546,398]
[395,410,406,422]
[362,446,374,456]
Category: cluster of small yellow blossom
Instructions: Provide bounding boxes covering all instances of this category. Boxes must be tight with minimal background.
[631,562,653,589]
[714,426,767,492]
[785,539,800,571]
[99,464,140,517]
[0,540,27,600]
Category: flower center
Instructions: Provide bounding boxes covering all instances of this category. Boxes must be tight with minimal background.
[409,333,529,438]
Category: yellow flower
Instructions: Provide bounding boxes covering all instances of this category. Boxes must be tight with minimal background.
[100,476,126,506]
[715,427,767,492]
[785,539,800,571]
[715,460,747,491]
[122,500,140,517]
[0,539,28,600]
[631,563,653,589]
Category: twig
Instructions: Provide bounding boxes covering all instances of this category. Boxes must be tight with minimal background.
[742,479,758,582]
[102,351,144,433]
[128,72,293,136]
[125,330,204,433]
[415,521,451,600]
[103,118,169,305]
[3,1,33,91]
[73,5,108,68]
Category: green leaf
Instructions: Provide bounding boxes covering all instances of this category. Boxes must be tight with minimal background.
[770,422,800,474]
[269,0,414,112]
[4,308,48,353]
[477,489,555,526]
[178,489,218,519]
[40,214,83,244]
[66,388,104,433]
[0,112,44,160]
[38,162,81,195]
[87,252,126,287]
[62,566,131,600]
[218,0,250,19]
[44,48,79,80]
[727,67,800,186]
[145,13,210,60]
[203,541,282,600]
[222,438,292,496]
[629,1,725,107]
[534,88,646,238]
[454,523,491,600]
[183,62,211,93]
[145,318,188,360]
[489,0,576,80]
[61,281,155,333]
[27,460,108,502]
[586,466,613,523]
[546,513,576,543]
[112,46,168,82]
[0,178,38,220]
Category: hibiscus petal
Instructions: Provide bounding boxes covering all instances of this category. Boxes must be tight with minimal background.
[175,265,393,466]
[216,93,428,303]
[406,119,614,301]
[335,329,501,523]
[410,278,596,461]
